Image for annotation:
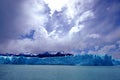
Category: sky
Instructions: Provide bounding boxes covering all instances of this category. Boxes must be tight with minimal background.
[0,0,120,58]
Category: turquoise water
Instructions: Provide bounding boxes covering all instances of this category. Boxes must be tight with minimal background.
[0,65,120,80]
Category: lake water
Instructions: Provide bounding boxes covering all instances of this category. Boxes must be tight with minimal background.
[0,65,120,80]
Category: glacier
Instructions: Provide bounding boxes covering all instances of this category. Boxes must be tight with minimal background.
[0,54,120,66]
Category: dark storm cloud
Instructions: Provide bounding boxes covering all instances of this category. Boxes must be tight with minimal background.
[0,0,25,43]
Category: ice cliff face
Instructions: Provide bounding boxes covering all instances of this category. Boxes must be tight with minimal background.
[0,54,119,66]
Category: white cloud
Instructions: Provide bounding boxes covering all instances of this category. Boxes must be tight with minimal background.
[0,0,100,53]
[69,25,84,35]
[88,44,116,54]
[48,30,59,40]
[80,10,94,22]
[87,33,100,38]
[98,45,116,53]
[44,0,69,16]
[65,0,94,19]
[95,46,99,50]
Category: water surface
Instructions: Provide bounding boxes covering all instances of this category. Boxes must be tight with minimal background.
[0,65,120,80]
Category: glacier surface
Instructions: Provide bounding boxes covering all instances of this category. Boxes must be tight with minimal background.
[0,54,120,66]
